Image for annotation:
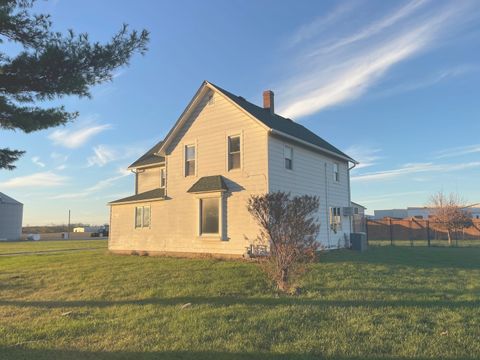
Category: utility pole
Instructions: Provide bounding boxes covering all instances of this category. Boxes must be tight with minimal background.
[67,209,71,240]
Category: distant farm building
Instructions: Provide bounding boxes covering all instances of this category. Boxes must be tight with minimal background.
[351,201,366,233]
[73,226,99,233]
[374,205,480,220]
[0,192,23,241]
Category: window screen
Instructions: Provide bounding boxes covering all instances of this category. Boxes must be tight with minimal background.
[185,145,195,176]
[228,136,241,170]
[284,145,293,170]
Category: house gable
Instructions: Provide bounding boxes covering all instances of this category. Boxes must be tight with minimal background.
[159,82,270,156]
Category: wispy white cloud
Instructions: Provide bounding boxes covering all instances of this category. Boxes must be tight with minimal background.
[87,145,118,167]
[287,3,355,47]
[50,152,69,162]
[112,69,126,79]
[276,1,476,119]
[435,143,480,159]
[31,156,46,168]
[378,64,479,97]
[86,143,145,168]
[0,171,68,189]
[352,161,480,182]
[51,169,131,199]
[344,145,383,169]
[312,0,429,55]
[48,119,112,149]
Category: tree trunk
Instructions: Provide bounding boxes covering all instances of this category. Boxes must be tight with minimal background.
[278,268,289,291]
[447,229,452,246]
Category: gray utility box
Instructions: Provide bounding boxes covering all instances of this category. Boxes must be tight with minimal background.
[350,232,368,252]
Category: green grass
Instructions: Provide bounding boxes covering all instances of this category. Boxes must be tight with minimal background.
[0,239,107,255]
[1,240,479,359]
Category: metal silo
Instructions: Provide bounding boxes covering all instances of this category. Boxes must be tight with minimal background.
[0,192,23,241]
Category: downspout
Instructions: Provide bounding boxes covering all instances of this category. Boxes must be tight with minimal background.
[324,162,330,248]
[347,162,356,242]
[164,155,168,198]
[131,169,139,195]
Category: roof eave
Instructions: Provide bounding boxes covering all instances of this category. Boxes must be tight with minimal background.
[108,197,165,206]
[187,189,228,194]
[269,129,358,164]
[158,81,211,155]
[127,162,166,171]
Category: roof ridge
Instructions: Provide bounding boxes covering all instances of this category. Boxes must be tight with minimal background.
[208,82,355,163]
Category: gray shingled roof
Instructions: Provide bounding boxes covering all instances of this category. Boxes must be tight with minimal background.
[208,82,355,162]
[128,140,165,169]
[110,188,165,204]
[187,175,228,193]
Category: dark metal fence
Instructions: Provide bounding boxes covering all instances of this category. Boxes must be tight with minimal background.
[366,218,480,247]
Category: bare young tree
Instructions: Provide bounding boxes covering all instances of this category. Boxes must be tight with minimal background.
[247,192,320,292]
[429,191,472,245]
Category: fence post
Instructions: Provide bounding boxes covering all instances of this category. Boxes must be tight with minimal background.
[426,220,431,247]
[409,219,413,247]
[365,218,369,246]
[389,218,393,246]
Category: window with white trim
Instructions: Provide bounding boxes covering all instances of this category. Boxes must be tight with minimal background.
[333,162,339,182]
[185,144,195,176]
[330,207,342,232]
[135,206,151,228]
[200,198,219,235]
[228,135,241,170]
[284,145,293,170]
[160,168,166,188]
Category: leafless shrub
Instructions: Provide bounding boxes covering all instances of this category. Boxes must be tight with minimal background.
[247,192,320,292]
[429,191,473,245]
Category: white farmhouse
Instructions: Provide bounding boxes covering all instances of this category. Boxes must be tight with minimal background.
[109,81,357,256]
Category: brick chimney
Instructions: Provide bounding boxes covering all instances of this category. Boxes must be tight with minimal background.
[263,90,274,114]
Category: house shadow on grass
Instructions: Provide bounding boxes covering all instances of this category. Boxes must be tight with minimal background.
[320,247,480,270]
[1,348,477,360]
[0,296,479,310]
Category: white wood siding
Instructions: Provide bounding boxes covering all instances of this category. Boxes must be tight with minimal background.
[136,166,162,194]
[268,136,351,248]
[110,89,268,255]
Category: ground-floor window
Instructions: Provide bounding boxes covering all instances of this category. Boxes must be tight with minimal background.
[200,198,219,235]
[330,207,342,232]
[135,206,151,228]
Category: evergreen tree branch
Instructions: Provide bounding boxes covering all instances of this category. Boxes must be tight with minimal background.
[0,147,25,170]
[0,95,76,132]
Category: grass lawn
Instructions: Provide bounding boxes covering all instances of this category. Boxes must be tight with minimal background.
[1,241,479,359]
[0,239,106,255]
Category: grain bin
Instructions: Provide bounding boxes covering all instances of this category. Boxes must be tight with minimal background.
[0,192,23,241]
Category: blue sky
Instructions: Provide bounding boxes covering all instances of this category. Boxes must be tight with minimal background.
[1,0,480,225]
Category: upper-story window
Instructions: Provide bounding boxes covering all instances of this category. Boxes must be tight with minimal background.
[160,168,166,188]
[333,162,339,182]
[284,145,293,170]
[228,135,241,170]
[185,144,196,176]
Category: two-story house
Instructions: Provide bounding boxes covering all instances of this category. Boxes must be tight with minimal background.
[109,81,357,257]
